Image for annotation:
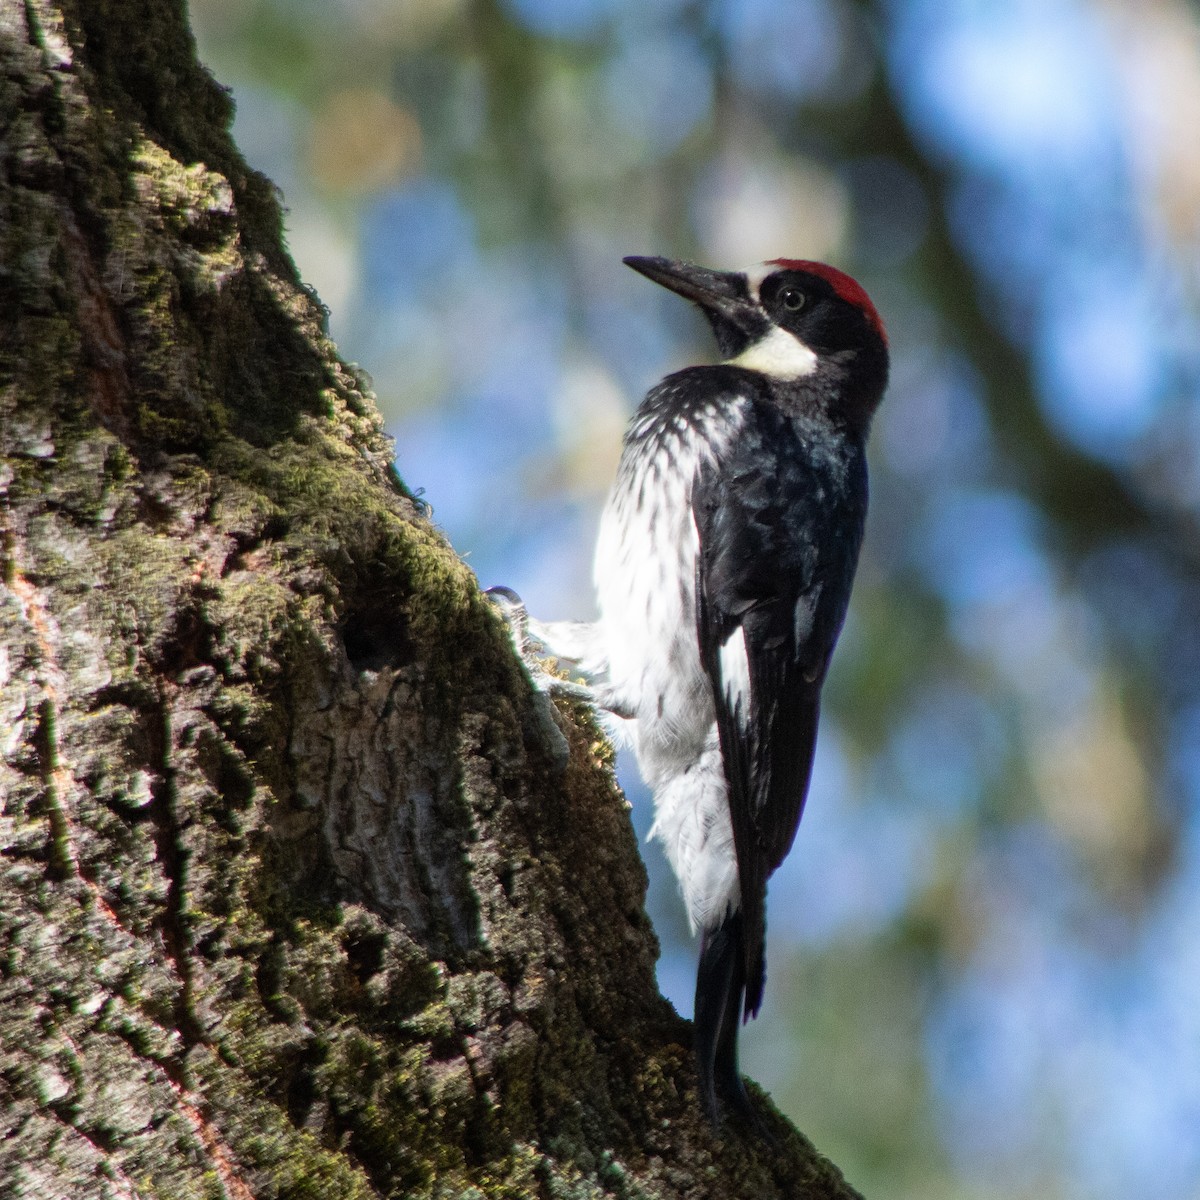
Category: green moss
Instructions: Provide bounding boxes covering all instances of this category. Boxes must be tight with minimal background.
[195,1048,379,1200]
[208,433,481,681]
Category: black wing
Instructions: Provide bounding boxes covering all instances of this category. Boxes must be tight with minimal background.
[693,401,866,1017]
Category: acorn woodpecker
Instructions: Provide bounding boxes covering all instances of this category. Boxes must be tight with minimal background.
[492,256,888,1126]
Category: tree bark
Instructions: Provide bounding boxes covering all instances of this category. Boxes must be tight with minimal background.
[0,2,863,1196]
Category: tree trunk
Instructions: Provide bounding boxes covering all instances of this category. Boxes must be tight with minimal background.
[0,2,862,1196]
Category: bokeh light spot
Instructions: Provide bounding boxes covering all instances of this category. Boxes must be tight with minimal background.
[307,89,422,195]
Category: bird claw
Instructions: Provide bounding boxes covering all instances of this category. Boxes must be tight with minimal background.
[486,585,573,771]
[486,586,594,701]
[485,585,537,659]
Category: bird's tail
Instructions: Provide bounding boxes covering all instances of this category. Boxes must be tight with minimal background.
[695,909,765,1126]
[741,889,767,1020]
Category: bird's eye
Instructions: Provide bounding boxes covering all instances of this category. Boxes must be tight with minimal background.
[781,288,805,312]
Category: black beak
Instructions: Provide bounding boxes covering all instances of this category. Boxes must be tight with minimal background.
[623,256,767,358]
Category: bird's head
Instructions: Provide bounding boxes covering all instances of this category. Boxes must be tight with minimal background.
[624,255,889,430]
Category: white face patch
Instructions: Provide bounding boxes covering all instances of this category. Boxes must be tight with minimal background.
[727,325,818,380]
[743,262,773,303]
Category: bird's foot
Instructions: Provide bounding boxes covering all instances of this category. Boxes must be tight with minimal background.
[485,585,537,659]
[486,585,591,770]
[485,586,600,705]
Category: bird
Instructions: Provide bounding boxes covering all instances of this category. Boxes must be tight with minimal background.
[491,255,888,1126]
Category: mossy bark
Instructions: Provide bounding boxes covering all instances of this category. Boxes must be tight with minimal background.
[0,2,863,1197]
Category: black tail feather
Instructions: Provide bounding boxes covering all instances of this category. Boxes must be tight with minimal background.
[695,911,762,1129]
[741,892,767,1020]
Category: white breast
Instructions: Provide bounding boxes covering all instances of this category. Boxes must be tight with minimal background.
[593,396,747,787]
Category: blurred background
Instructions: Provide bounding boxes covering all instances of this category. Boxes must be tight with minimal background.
[190,1,1200,1196]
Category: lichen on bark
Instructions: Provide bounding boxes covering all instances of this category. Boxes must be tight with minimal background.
[0,2,863,1197]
